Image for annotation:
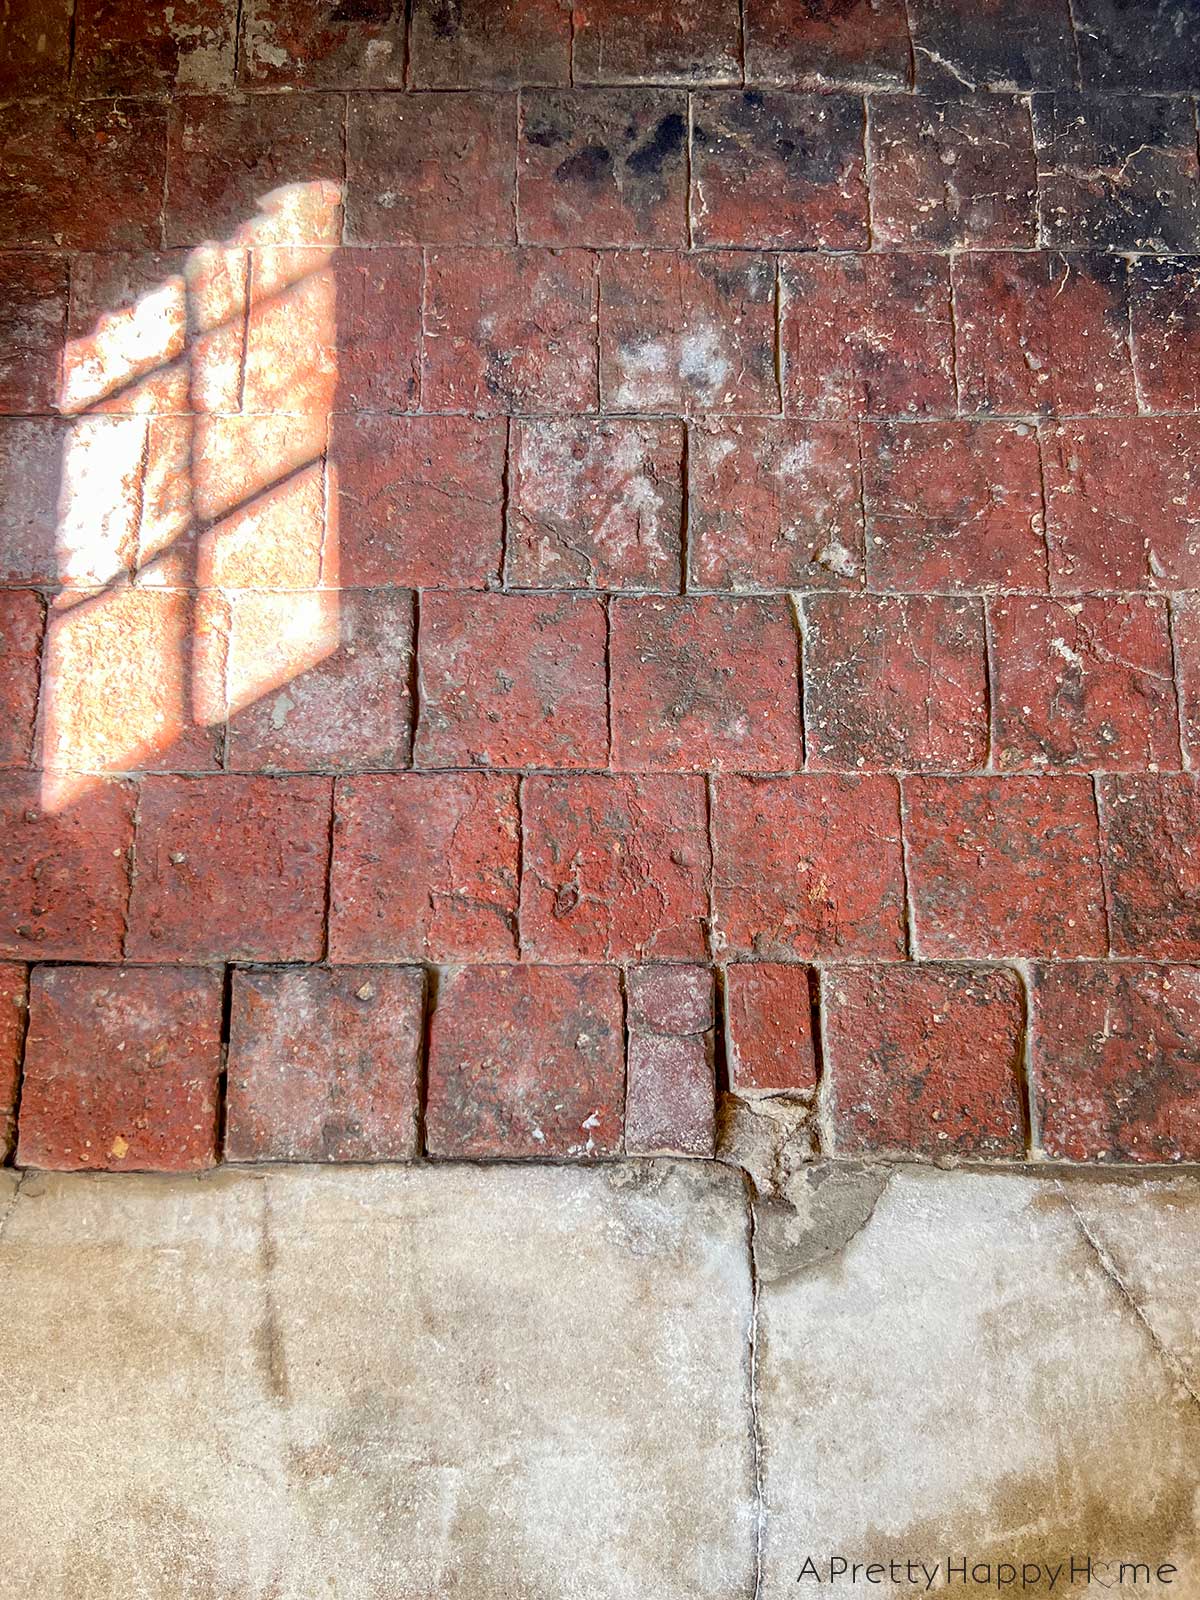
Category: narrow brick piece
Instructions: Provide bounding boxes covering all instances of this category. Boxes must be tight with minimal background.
[803,594,987,771]
[744,0,910,88]
[226,966,425,1163]
[409,0,571,87]
[691,91,868,250]
[0,590,43,768]
[346,94,516,245]
[518,89,688,248]
[713,775,906,959]
[0,254,67,413]
[782,254,955,419]
[521,774,711,962]
[241,0,406,88]
[240,240,340,405]
[953,252,1134,417]
[862,421,1047,592]
[869,96,1037,250]
[333,415,505,589]
[0,775,134,961]
[905,777,1106,959]
[990,595,1179,771]
[1033,962,1200,1163]
[1033,94,1200,253]
[907,0,1076,91]
[601,252,779,415]
[688,420,863,592]
[610,596,802,772]
[626,965,715,1157]
[423,248,598,413]
[329,248,423,413]
[17,965,222,1172]
[1041,419,1200,591]
[416,592,608,770]
[225,588,415,774]
[572,0,741,85]
[1130,257,1200,413]
[628,963,714,1036]
[73,0,237,94]
[0,100,166,251]
[426,965,624,1158]
[215,242,343,414]
[1100,774,1200,958]
[127,776,331,962]
[508,418,683,591]
[0,963,26,1161]
[52,415,146,588]
[165,94,344,247]
[724,962,816,1096]
[825,963,1025,1159]
[330,773,520,963]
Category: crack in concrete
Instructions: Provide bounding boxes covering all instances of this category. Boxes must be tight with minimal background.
[0,1170,29,1258]
[742,1170,765,1600]
[1058,1180,1200,1415]
[736,1161,895,1598]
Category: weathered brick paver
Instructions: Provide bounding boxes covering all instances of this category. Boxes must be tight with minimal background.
[4,0,1200,1170]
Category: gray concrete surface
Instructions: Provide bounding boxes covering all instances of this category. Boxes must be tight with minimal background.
[1,1160,1197,1598]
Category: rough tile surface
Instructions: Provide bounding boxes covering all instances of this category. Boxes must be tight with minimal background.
[3,0,1200,1170]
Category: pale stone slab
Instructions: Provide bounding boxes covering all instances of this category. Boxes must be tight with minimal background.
[755,1168,1200,1599]
[0,1161,755,1600]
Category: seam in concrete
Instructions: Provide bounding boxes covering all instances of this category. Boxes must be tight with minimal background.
[1058,1179,1200,1415]
[0,1170,29,1256]
[742,1170,765,1600]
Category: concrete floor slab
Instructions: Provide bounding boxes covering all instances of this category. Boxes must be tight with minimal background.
[3,1162,1199,1597]
[755,1168,1200,1598]
[0,1162,755,1600]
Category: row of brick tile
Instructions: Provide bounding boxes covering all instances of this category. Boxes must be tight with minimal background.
[4,769,1199,966]
[5,87,1200,257]
[7,0,1189,98]
[3,954,1197,1174]
[7,588,1200,778]
[8,247,1200,424]
[6,413,1200,596]
[8,244,1200,421]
